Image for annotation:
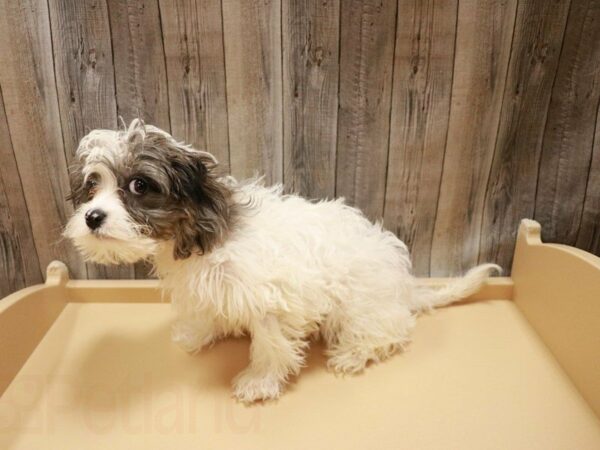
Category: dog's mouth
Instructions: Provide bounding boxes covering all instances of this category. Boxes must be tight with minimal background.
[88,227,156,244]
[89,230,122,242]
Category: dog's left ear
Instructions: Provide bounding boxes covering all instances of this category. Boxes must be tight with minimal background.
[170,149,234,259]
[172,149,231,259]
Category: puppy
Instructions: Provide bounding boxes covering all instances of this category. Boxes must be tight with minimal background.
[65,120,500,403]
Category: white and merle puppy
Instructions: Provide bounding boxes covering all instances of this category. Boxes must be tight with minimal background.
[65,119,499,403]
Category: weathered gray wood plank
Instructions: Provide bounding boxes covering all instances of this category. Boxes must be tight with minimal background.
[223,0,283,184]
[534,0,600,246]
[49,0,134,279]
[430,0,518,276]
[107,0,170,279]
[282,0,340,199]
[0,86,43,296]
[335,0,397,221]
[383,0,458,276]
[0,0,599,291]
[107,0,171,130]
[576,99,600,255]
[0,0,87,279]
[159,0,230,170]
[478,0,571,271]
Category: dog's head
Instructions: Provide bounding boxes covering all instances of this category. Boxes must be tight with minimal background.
[64,120,234,265]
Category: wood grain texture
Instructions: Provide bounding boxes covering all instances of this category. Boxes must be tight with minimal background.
[107,0,170,279]
[1,0,600,293]
[0,0,87,279]
[479,0,571,271]
[335,0,397,221]
[431,0,518,276]
[283,0,340,199]
[576,99,600,255]
[159,0,230,169]
[223,0,283,184]
[0,86,43,297]
[383,0,458,276]
[49,0,134,279]
[534,0,600,246]
[107,0,171,130]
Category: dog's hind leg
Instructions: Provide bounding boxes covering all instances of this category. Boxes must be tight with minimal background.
[171,314,223,354]
[324,303,416,374]
[232,315,307,403]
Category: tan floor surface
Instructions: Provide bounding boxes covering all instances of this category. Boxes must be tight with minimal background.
[1,300,599,449]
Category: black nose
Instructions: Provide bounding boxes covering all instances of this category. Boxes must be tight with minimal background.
[85,209,107,230]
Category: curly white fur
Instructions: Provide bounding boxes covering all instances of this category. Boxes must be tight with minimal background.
[153,181,499,402]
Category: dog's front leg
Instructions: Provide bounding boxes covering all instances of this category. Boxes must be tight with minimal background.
[232,315,305,403]
[171,314,221,354]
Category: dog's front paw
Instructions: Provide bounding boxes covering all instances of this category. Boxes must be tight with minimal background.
[232,370,283,403]
[327,352,368,375]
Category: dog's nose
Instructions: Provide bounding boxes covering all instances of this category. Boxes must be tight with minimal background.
[85,209,107,230]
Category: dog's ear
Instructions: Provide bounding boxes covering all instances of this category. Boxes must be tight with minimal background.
[170,150,233,260]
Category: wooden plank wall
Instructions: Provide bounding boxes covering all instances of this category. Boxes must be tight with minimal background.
[0,0,598,294]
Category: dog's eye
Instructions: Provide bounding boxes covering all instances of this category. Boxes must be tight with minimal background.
[128,178,148,195]
[85,178,98,199]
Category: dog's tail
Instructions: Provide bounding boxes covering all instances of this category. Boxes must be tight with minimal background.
[410,263,501,313]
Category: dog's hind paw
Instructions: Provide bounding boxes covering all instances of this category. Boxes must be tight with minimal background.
[232,371,283,403]
[171,321,215,354]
